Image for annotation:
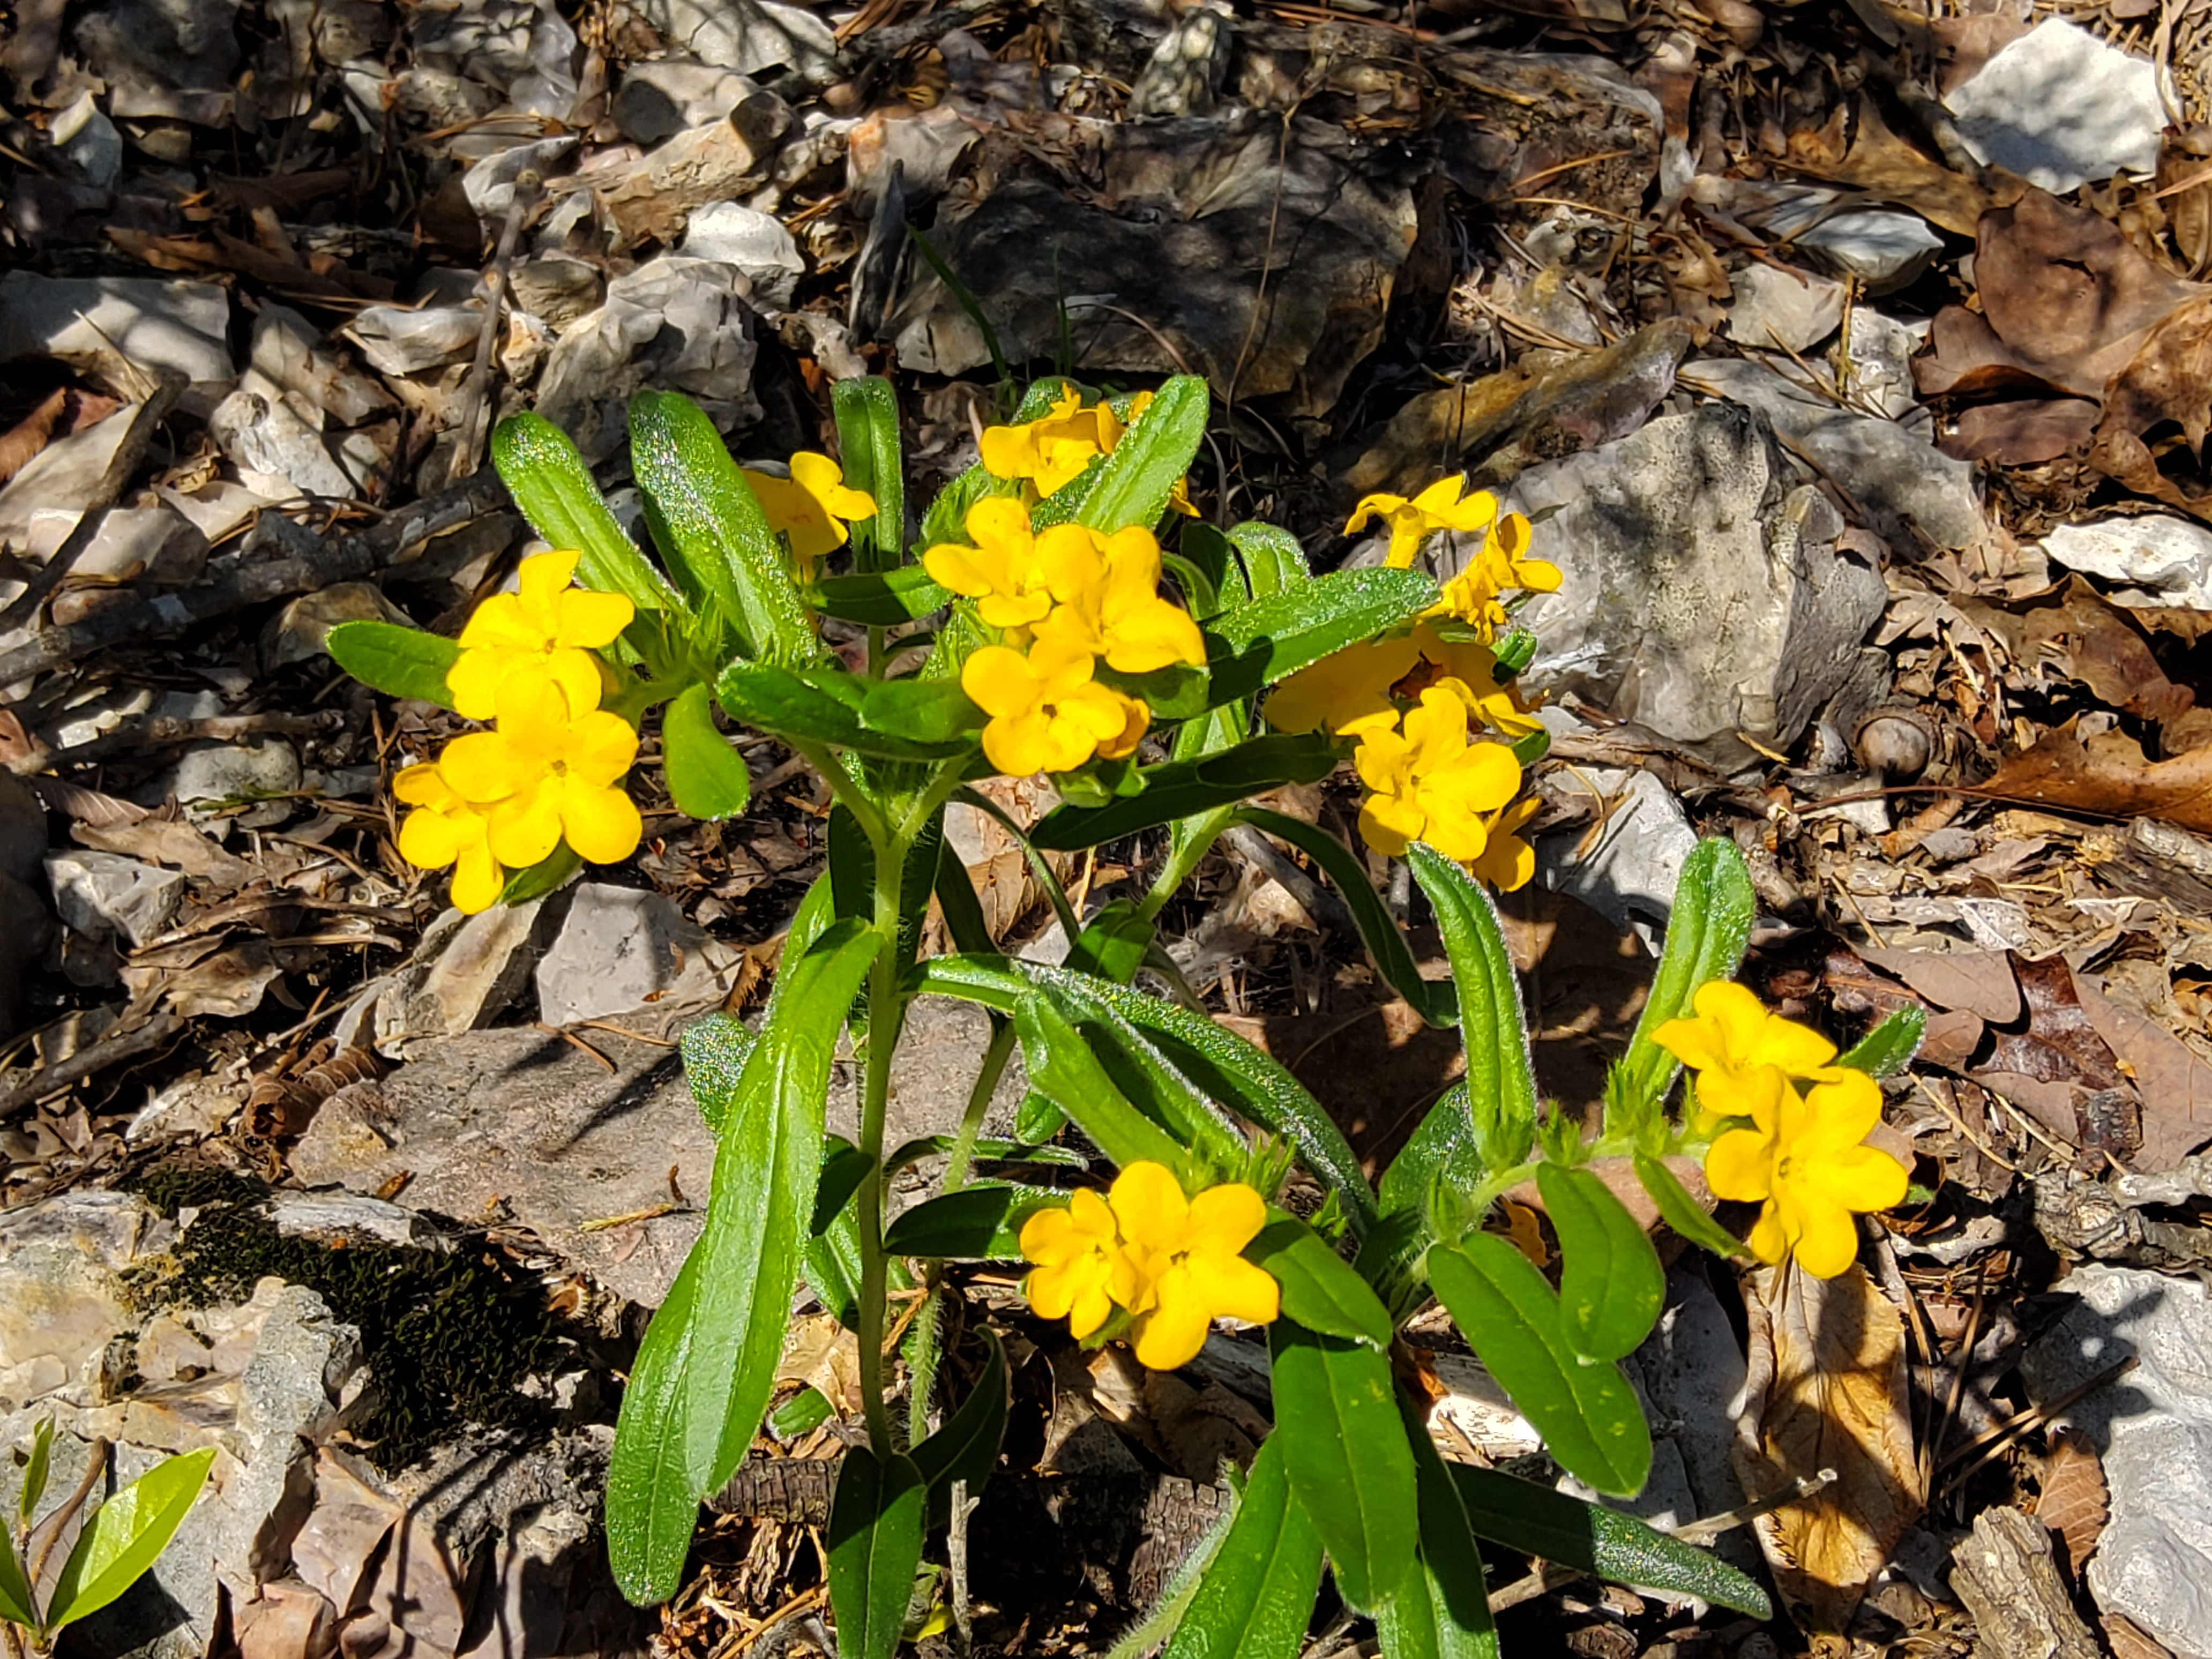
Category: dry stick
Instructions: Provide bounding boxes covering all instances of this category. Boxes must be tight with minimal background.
[1926,1260,1989,1495]
[448,172,543,485]
[1935,1356,2137,1503]
[0,1013,182,1122]
[0,471,509,687]
[25,1436,109,1593]
[13,711,344,777]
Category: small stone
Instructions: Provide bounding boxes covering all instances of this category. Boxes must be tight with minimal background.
[507,255,604,329]
[207,388,377,501]
[1795,209,1944,291]
[267,1194,429,1251]
[155,738,304,817]
[1128,2,1233,119]
[1946,19,2165,194]
[46,849,186,948]
[376,900,548,1049]
[0,400,162,556]
[245,302,396,429]
[1725,263,1847,354]
[52,92,124,189]
[534,883,737,1027]
[2044,517,2212,610]
[26,504,207,585]
[0,273,233,387]
[0,1189,148,1410]
[636,0,837,78]
[1534,757,1699,943]
[342,305,483,377]
[680,202,805,307]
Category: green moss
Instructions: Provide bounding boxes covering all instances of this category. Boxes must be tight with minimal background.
[124,1170,576,1470]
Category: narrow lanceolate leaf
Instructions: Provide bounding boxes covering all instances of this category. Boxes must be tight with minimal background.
[1447,1463,1770,1618]
[827,1448,928,1659]
[1409,845,1537,1174]
[1225,521,1311,602]
[1378,1082,1481,1222]
[20,1417,53,1524]
[1838,1005,1927,1079]
[1374,1402,1498,1659]
[0,1529,36,1628]
[1536,1164,1665,1363]
[910,1330,1009,1527]
[630,388,816,665]
[662,681,752,820]
[718,661,976,760]
[1427,1236,1651,1498]
[1246,1215,1395,1349]
[325,622,461,711]
[1617,839,1756,1112]
[44,1446,216,1632]
[831,376,905,574]
[1013,992,1192,1177]
[1162,1436,1324,1659]
[606,922,877,1604]
[1207,568,1440,706]
[1633,1153,1750,1261]
[811,567,951,625]
[1267,1321,1418,1612]
[1078,374,1209,534]
[492,412,677,616]
[1026,733,1340,850]
[881,1182,1065,1260]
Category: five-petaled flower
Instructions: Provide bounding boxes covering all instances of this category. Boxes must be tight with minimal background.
[1347,476,1499,570]
[1352,686,1523,864]
[962,639,1147,776]
[1651,981,1844,1128]
[446,548,634,722]
[1704,1067,1909,1277]
[743,452,876,579]
[393,764,506,915]
[1018,1161,1280,1371]
[922,498,1058,632]
[981,389,1125,496]
[440,675,644,872]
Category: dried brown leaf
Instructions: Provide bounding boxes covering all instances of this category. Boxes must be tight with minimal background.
[1857,945,2021,1022]
[0,390,67,489]
[2036,1424,2108,1578]
[1735,1262,1923,1641]
[1784,95,1996,236]
[2105,1612,2180,1659]
[1982,955,2127,1093]
[2092,295,2212,520]
[1979,723,2212,834]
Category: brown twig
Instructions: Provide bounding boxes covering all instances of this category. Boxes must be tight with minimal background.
[25,1436,109,1600]
[0,1014,183,1122]
[448,172,543,485]
[13,711,345,777]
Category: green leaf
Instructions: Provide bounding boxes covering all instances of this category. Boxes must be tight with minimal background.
[1537,1164,1664,1363]
[0,1529,35,1629]
[858,677,986,748]
[1027,734,1340,850]
[1161,1436,1323,1659]
[1409,845,1537,1174]
[325,622,460,710]
[20,1417,53,1526]
[1426,1236,1651,1498]
[1375,1400,1499,1659]
[832,377,906,574]
[1839,1006,1927,1078]
[1446,1464,1770,1618]
[813,1138,873,1236]
[1225,522,1311,603]
[630,388,815,665]
[1236,809,1455,1027]
[1013,993,1194,1178]
[1616,840,1756,1116]
[812,568,951,625]
[662,681,752,820]
[1078,375,1208,533]
[1267,1321,1418,1612]
[492,412,679,617]
[44,1446,215,1632]
[827,1448,928,1659]
[607,922,878,1604]
[910,1330,1008,1528]
[768,1385,835,1440]
[882,1183,1065,1259]
[1065,899,1155,984]
[498,843,581,906]
[1378,1082,1482,1221]
[1632,1153,1749,1260]
[1208,569,1439,707]
[1246,1215,1394,1348]
[719,661,976,760]
[1098,659,1209,722]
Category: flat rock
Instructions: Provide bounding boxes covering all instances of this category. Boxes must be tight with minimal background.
[207,387,382,500]
[0,1189,148,1410]
[634,0,836,77]
[1946,19,2164,194]
[680,201,805,307]
[1503,402,1889,765]
[143,737,304,817]
[1683,357,1984,551]
[1532,753,1699,943]
[2044,517,2212,610]
[46,848,186,948]
[0,273,233,386]
[25,503,206,585]
[534,883,737,1027]
[2020,1264,2212,1656]
[373,899,548,1050]
[1724,262,1847,354]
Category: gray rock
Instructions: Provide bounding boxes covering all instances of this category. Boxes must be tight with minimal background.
[1725,262,1845,354]
[636,0,837,78]
[1534,757,1698,945]
[611,57,759,145]
[1683,357,1984,551]
[535,256,764,460]
[462,135,577,222]
[1503,402,1890,765]
[46,848,186,948]
[207,388,379,501]
[2020,1264,2212,1656]
[534,883,737,1027]
[1128,1,1233,119]
[0,1190,147,1411]
[0,273,232,387]
[1793,210,1944,292]
[150,738,303,817]
[268,1194,431,1250]
[53,92,124,189]
[24,504,206,585]
[375,900,550,1049]
[245,303,396,429]
[679,201,805,306]
[2044,517,2212,610]
[1946,19,2164,195]
[342,304,483,376]
[0,399,166,557]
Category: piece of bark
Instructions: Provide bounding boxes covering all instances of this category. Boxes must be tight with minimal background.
[1948,1505,2101,1659]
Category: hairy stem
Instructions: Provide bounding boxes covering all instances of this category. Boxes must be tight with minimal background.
[854,825,912,1453]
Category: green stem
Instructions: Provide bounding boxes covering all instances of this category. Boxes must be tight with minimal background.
[943,1017,1017,1193]
[854,824,910,1454]
[1138,805,1236,922]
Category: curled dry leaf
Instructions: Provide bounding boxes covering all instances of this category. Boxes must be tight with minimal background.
[1733,1261,1923,1642]
[2036,1423,2108,1578]
[2092,295,2212,521]
[1978,722,2212,834]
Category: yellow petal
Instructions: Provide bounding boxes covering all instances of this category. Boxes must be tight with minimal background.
[1358,795,1422,858]
[398,804,465,870]
[439,730,537,804]
[1410,476,1468,516]
[487,781,563,869]
[1783,1190,1863,1279]
[1185,1251,1280,1326]
[1186,1183,1267,1254]
[553,587,635,649]
[1744,1202,1790,1266]
[1798,1069,1885,1151]
[565,709,642,786]
[1703,1127,1773,1203]
[962,646,1042,719]
[1345,492,1406,536]
[458,595,543,653]
[1352,726,1411,796]
[1109,1161,1190,1252]
[450,839,507,914]
[558,776,643,863]
[1804,1143,1910,1215]
[491,673,574,764]
[981,711,1055,777]
[980,425,1041,481]
[1130,1281,1214,1371]
[546,648,609,721]
[393,761,456,808]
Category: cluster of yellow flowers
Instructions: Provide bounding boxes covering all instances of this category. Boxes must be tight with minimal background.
[924,498,1206,776]
[978,386,1195,515]
[1349,475,1562,638]
[1019,1161,1280,1371]
[396,549,644,914]
[1654,982,1910,1278]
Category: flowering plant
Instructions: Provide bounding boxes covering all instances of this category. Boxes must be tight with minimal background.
[322,374,1924,1656]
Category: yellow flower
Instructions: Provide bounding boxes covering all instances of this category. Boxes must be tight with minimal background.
[393,763,507,915]
[1347,476,1499,570]
[1705,1068,1909,1277]
[1032,524,1207,675]
[1467,794,1541,892]
[962,639,1148,776]
[1429,514,1561,641]
[981,389,1123,496]
[743,452,877,578]
[1262,636,1423,737]
[444,675,643,871]
[921,497,1056,632]
[1106,1163,1279,1371]
[1352,687,1523,863]
[447,548,634,722]
[1020,1187,1122,1339]
[1651,981,1843,1126]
